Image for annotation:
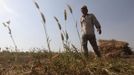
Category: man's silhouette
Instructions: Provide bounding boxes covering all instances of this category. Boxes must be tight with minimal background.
[80,5,101,57]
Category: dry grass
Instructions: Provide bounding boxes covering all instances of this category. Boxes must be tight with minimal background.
[0,50,133,75]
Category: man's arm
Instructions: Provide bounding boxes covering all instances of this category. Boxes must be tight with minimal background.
[92,14,102,34]
[80,17,83,32]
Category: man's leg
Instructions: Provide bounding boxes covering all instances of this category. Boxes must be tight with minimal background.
[89,35,101,57]
[82,34,88,57]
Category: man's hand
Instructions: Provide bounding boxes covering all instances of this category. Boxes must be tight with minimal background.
[97,28,102,35]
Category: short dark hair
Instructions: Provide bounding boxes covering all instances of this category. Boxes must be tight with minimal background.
[81,5,88,10]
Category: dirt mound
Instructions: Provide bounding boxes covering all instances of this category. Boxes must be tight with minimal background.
[99,39,133,57]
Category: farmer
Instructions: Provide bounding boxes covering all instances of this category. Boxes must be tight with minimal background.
[80,5,102,58]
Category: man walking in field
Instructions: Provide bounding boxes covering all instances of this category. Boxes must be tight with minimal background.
[80,5,101,58]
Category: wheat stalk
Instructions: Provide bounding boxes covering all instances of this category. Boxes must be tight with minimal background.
[2,20,18,52]
[3,20,18,62]
[64,9,69,42]
[54,16,65,48]
[67,4,82,51]
[33,0,51,53]
[64,9,67,21]
[67,5,73,14]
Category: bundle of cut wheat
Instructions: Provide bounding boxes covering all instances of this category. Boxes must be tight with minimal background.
[99,39,133,57]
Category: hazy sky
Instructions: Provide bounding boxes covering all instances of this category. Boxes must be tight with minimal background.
[0,0,134,51]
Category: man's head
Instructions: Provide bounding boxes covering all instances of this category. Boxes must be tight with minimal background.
[81,5,88,15]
